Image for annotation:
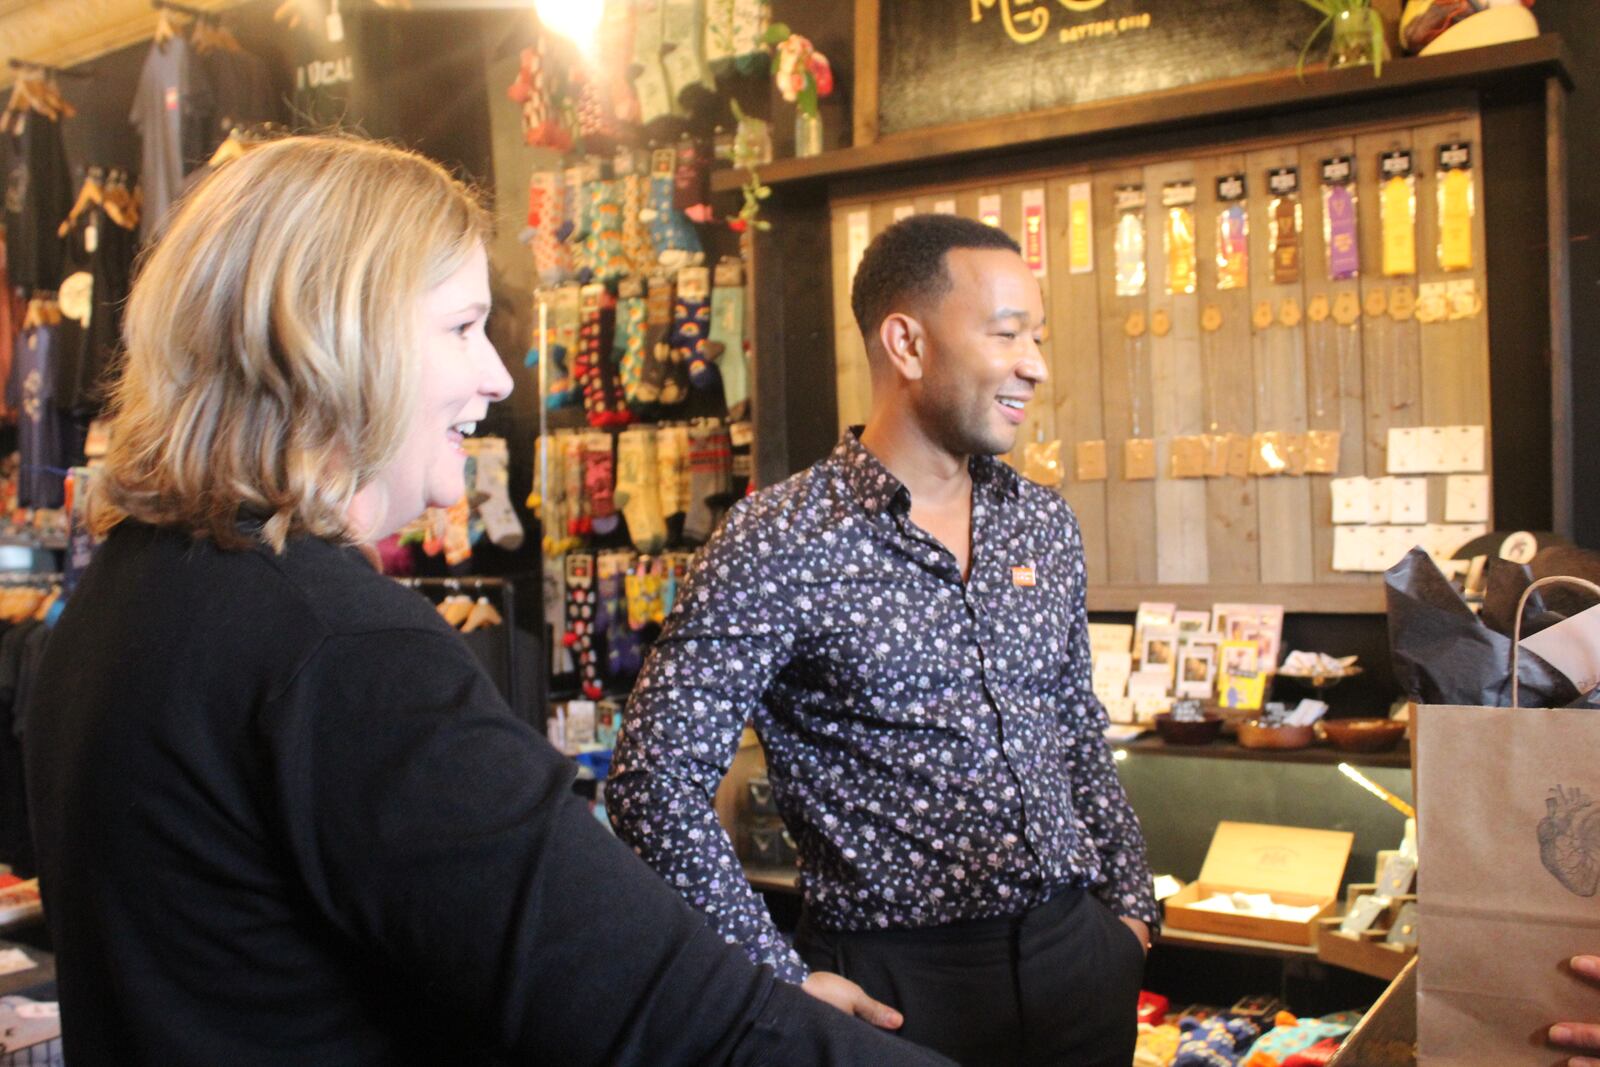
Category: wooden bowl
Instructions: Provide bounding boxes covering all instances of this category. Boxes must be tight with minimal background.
[1154,713,1223,746]
[1319,718,1407,753]
[1236,719,1316,750]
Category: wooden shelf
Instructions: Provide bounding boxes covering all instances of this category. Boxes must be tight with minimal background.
[1154,925,1319,960]
[1086,583,1385,615]
[1113,734,1410,769]
[714,36,1570,195]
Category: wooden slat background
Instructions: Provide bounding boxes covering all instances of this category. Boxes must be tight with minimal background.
[825,116,1491,603]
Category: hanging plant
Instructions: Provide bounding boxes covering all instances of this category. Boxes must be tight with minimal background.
[1290,0,1390,79]
[726,99,771,234]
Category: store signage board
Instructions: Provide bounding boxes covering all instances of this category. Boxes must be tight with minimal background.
[878,0,1323,135]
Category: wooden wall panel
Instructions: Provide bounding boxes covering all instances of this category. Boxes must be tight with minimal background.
[1354,128,1424,477]
[1145,159,1209,584]
[1300,134,1369,583]
[1047,175,1110,580]
[1414,114,1494,525]
[1247,144,1314,583]
[1095,166,1160,584]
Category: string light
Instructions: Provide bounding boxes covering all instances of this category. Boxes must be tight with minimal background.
[534,0,604,61]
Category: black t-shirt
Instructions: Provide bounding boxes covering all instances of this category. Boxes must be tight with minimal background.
[25,523,952,1067]
[1,110,71,293]
[197,46,276,155]
[55,205,135,417]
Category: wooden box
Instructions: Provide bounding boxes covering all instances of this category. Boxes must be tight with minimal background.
[1163,821,1354,946]
[1316,882,1418,981]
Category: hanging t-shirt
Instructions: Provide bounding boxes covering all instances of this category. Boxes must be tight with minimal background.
[1,110,71,293]
[130,37,213,244]
[289,0,366,129]
[8,326,77,509]
[197,46,276,155]
[55,204,136,418]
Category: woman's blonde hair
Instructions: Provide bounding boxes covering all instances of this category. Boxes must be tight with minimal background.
[91,134,490,551]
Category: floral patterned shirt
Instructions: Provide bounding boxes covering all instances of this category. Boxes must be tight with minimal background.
[609,430,1158,983]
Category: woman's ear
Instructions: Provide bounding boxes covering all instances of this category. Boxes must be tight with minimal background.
[878,312,926,382]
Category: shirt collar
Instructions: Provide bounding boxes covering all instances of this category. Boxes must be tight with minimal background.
[830,428,1022,516]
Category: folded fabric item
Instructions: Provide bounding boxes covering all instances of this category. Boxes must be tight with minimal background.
[1189,893,1322,925]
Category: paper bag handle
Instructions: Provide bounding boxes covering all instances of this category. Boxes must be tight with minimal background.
[1511,575,1600,709]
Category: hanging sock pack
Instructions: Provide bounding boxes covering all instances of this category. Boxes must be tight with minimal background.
[654,424,692,527]
[661,0,715,106]
[683,421,733,544]
[708,258,748,416]
[507,36,571,152]
[644,147,701,269]
[615,275,652,409]
[672,265,717,392]
[616,426,668,553]
[526,170,572,287]
[563,553,603,699]
[465,436,524,550]
[575,283,630,428]
[597,552,644,680]
[647,273,683,405]
[630,0,675,123]
[581,430,621,537]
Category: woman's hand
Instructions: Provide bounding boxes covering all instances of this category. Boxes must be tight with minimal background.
[802,971,904,1030]
[1549,955,1600,1066]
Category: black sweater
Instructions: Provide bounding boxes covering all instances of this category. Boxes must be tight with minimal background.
[25,523,950,1066]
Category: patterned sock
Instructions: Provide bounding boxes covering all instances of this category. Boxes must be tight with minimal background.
[672,266,717,392]
[615,276,653,409]
[467,436,524,550]
[709,259,748,414]
[630,0,674,123]
[546,283,583,410]
[564,431,592,538]
[527,171,572,287]
[591,179,628,284]
[684,422,732,544]
[598,554,644,679]
[582,430,620,537]
[616,426,667,553]
[563,553,603,699]
[507,38,571,152]
[661,0,715,105]
[673,135,711,218]
[645,147,702,269]
[655,424,691,527]
[577,282,630,428]
[649,274,685,405]
[543,564,572,676]
[625,562,663,631]
[620,170,656,275]
[705,0,736,67]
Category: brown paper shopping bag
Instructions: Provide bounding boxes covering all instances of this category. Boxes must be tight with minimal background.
[1416,576,1600,1065]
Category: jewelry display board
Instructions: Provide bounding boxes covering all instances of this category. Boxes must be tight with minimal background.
[828,113,1493,600]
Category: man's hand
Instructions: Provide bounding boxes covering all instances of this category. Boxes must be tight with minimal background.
[1550,955,1600,1066]
[802,971,904,1030]
[1120,916,1151,954]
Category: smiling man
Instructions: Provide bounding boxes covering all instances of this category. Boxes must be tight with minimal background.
[609,214,1157,1067]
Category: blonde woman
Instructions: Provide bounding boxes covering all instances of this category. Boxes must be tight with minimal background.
[23,137,950,1067]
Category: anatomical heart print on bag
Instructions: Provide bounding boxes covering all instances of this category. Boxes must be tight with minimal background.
[1539,785,1600,898]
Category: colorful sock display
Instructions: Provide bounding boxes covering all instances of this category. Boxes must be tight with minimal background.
[588,178,628,284]
[616,427,668,553]
[709,258,748,415]
[563,553,602,699]
[582,431,620,537]
[672,266,717,392]
[684,422,732,544]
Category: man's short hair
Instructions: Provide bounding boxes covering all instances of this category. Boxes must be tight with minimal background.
[849,214,1022,352]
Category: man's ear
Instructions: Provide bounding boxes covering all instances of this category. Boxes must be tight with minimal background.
[877,312,926,382]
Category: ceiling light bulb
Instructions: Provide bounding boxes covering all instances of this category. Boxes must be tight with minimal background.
[534,0,605,62]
